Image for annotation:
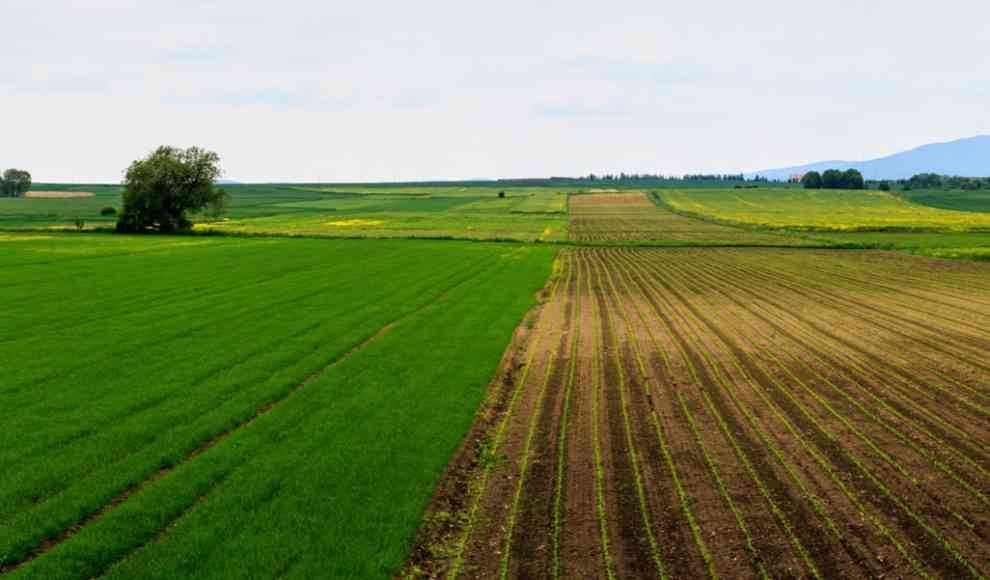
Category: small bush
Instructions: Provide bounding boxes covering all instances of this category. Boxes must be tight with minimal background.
[498,191,506,199]
[74,217,85,230]
[100,207,117,216]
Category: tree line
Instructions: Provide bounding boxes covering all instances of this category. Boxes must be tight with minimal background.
[0,169,32,197]
[801,169,865,190]
[899,173,990,191]
[577,172,754,183]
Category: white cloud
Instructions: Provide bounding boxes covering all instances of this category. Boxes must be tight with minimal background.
[2,0,989,181]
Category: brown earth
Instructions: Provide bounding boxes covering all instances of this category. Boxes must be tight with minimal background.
[405,247,990,580]
[568,192,792,245]
[24,191,95,198]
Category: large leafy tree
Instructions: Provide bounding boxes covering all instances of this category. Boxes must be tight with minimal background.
[1,169,32,197]
[817,168,865,190]
[842,169,865,190]
[116,146,228,232]
[821,169,845,189]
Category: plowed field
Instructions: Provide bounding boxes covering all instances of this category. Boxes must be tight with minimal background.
[568,192,796,245]
[410,247,990,580]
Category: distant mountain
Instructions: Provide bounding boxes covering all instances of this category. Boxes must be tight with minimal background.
[747,135,990,181]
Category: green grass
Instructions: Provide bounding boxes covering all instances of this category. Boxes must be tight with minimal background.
[896,189,990,213]
[0,233,557,579]
[4,184,569,241]
[657,188,990,259]
[801,231,990,260]
[197,185,568,241]
[0,185,121,229]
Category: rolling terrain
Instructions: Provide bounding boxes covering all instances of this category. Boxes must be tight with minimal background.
[748,135,990,181]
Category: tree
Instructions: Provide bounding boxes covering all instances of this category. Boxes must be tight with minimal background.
[878,181,891,191]
[842,169,865,190]
[116,146,228,232]
[801,171,823,189]
[1,169,32,197]
[908,173,942,189]
[821,169,844,189]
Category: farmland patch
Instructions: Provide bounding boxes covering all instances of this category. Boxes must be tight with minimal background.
[568,191,805,245]
[662,188,990,231]
[410,246,990,580]
[0,234,557,579]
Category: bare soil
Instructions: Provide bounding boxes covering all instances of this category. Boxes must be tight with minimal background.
[568,192,786,244]
[405,247,990,579]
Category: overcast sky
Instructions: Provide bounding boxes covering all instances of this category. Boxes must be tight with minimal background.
[3,0,989,182]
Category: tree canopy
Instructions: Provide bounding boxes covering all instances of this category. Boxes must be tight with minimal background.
[1,169,32,197]
[842,169,865,190]
[116,146,229,232]
[905,173,990,190]
[801,171,823,189]
[804,168,864,190]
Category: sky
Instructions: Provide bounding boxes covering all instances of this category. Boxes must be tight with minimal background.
[3,0,989,183]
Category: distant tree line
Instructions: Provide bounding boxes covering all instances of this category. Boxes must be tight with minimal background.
[898,173,990,191]
[575,172,753,182]
[0,169,32,197]
[801,169,865,190]
[497,173,767,188]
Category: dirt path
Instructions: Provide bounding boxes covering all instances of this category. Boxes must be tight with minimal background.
[405,247,990,580]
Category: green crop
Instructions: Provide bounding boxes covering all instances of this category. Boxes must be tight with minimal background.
[0,234,556,580]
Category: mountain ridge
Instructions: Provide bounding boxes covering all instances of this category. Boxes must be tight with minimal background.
[747,135,990,180]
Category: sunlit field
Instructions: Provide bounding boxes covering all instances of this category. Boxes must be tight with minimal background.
[661,188,990,231]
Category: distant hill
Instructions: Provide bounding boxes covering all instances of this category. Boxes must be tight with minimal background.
[747,135,990,181]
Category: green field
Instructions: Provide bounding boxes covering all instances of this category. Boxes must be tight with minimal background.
[196,185,567,241]
[658,187,990,259]
[896,188,990,213]
[661,188,990,231]
[3,184,568,242]
[6,184,990,260]
[4,179,990,579]
[800,231,990,260]
[0,185,122,229]
[0,234,556,579]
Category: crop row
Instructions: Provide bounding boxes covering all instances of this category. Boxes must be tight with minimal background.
[433,245,989,579]
[617,248,988,577]
[3,236,558,579]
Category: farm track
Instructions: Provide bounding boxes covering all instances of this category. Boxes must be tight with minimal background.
[410,246,990,580]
